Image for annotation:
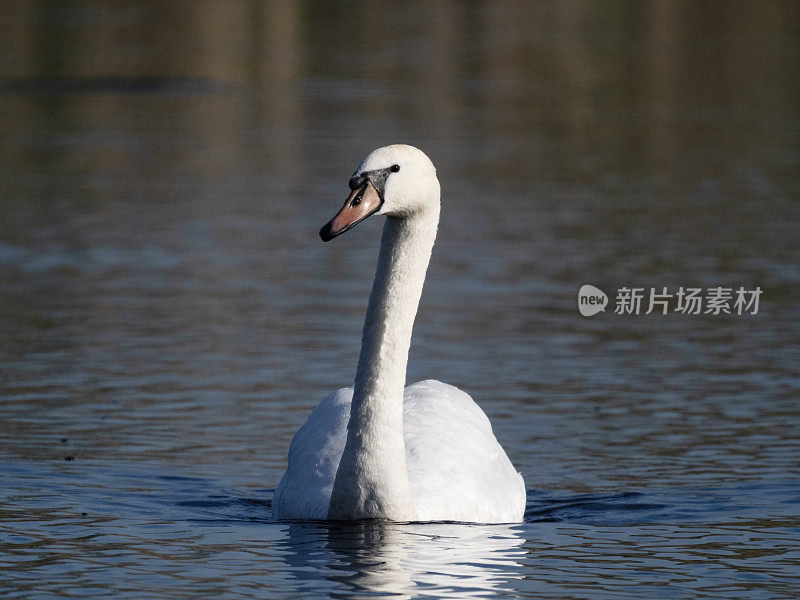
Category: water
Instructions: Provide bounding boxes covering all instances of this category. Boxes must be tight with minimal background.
[1,2,799,598]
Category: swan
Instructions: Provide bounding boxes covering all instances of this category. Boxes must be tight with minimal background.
[272,144,525,523]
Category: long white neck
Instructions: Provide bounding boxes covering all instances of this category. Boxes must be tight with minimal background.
[328,204,439,520]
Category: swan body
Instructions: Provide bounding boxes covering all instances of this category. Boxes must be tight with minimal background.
[272,145,525,523]
[272,380,525,522]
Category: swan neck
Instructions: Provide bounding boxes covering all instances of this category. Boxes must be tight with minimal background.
[328,206,439,520]
[355,210,438,402]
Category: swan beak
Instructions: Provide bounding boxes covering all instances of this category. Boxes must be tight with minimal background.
[319,181,383,242]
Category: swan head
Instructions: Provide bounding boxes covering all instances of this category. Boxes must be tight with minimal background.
[319,144,440,241]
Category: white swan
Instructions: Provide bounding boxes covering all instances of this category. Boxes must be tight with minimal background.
[272,145,525,523]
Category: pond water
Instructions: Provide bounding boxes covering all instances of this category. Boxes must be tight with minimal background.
[1,2,799,598]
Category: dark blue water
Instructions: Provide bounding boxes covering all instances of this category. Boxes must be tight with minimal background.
[2,2,799,598]
[5,460,799,599]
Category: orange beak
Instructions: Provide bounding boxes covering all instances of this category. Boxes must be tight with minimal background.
[319,181,383,242]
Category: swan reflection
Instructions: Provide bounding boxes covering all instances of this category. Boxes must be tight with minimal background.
[277,521,526,599]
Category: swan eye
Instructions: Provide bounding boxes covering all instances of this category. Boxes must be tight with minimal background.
[351,184,366,206]
[390,164,400,173]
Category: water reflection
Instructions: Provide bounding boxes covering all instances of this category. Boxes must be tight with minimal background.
[279,521,525,599]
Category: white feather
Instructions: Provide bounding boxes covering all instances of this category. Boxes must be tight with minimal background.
[272,380,525,522]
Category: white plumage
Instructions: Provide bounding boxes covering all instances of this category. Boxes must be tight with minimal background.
[272,380,525,522]
[272,145,525,523]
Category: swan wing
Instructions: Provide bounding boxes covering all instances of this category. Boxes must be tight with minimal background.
[271,387,351,520]
[403,380,526,523]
